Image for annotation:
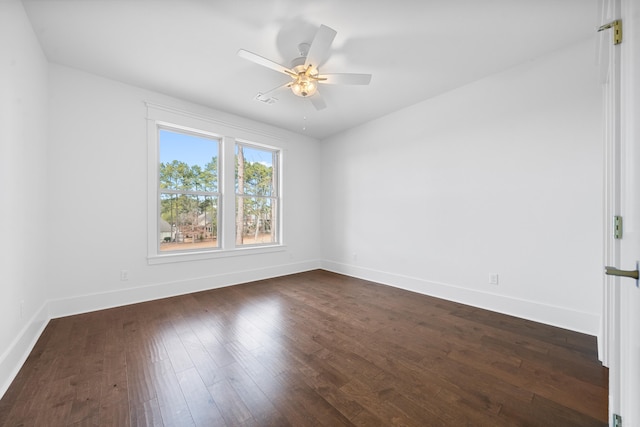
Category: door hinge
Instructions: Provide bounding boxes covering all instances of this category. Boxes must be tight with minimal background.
[614,215,623,239]
[613,413,622,427]
[598,19,622,45]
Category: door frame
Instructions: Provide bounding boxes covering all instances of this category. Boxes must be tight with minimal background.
[598,0,621,418]
[601,0,640,424]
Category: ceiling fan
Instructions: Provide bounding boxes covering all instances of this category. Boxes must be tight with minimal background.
[237,24,372,110]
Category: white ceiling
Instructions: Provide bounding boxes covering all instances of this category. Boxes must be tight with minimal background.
[22,0,598,140]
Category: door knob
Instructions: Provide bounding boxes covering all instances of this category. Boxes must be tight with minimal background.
[605,262,640,286]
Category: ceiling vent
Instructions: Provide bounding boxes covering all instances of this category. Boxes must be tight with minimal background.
[255,93,278,105]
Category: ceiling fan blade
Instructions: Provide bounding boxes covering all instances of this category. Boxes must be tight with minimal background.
[318,73,372,85]
[309,92,327,110]
[237,49,296,76]
[304,25,337,70]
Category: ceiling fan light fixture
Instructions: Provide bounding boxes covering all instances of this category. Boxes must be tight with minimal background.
[291,75,317,97]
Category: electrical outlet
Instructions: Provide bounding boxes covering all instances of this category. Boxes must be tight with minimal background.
[613,413,622,427]
[490,274,499,285]
[120,270,129,281]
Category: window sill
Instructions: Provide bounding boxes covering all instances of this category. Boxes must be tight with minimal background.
[148,245,286,265]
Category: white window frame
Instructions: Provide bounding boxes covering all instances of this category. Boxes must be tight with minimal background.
[146,102,284,264]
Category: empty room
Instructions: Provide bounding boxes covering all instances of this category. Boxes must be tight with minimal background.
[2,0,639,426]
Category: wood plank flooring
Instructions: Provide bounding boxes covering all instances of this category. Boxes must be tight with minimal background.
[0,270,608,426]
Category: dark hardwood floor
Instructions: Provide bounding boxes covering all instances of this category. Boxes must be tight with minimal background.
[0,270,608,426]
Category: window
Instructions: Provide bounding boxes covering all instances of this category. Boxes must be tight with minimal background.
[159,128,219,252]
[147,103,283,263]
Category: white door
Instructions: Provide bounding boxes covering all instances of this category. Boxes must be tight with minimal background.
[603,0,640,425]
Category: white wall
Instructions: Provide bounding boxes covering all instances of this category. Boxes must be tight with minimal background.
[45,64,322,317]
[0,0,51,397]
[321,40,603,334]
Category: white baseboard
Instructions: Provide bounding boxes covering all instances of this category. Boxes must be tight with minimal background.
[48,260,322,319]
[0,259,321,399]
[321,260,600,336]
[0,301,50,399]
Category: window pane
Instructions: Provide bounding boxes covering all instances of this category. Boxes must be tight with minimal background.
[235,145,275,196]
[235,143,278,247]
[159,128,219,253]
[160,194,218,251]
[160,129,218,192]
[235,196,276,245]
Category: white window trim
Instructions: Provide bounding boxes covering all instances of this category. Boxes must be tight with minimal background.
[146,102,284,265]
